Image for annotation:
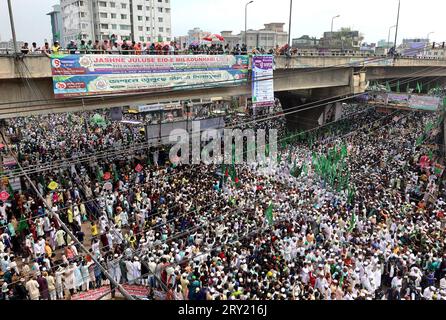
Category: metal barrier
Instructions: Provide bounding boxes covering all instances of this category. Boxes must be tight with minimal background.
[0,47,445,61]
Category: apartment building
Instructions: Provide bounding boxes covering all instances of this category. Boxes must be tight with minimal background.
[60,0,172,44]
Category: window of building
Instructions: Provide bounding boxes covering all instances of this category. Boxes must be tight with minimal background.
[100,12,108,18]
[121,14,127,19]
[158,17,163,22]
[99,1,107,7]
[137,5,143,10]
[111,13,116,19]
[101,23,109,29]
[159,27,164,32]
[137,16,143,21]
[112,24,117,30]
[158,7,163,12]
[121,3,127,9]
[110,2,115,8]
[120,25,131,30]
[138,26,143,31]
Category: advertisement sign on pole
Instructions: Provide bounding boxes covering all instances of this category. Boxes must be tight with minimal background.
[252,55,275,108]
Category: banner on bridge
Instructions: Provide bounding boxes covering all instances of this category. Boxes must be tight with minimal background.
[408,95,441,111]
[252,55,275,108]
[50,54,249,98]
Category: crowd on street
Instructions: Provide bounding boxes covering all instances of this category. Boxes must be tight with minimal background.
[1,102,446,300]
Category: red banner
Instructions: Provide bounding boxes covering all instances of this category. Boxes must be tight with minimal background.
[71,286,110,300]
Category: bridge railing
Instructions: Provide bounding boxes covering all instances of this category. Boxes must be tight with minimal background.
[0,47,445,61]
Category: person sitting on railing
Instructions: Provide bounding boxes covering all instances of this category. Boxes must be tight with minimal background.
[129,41,136,54]
[121,41,130,55]
[169,42,175,55]
[78,40,87,54]
[21,43,30,54]
[134,42,142,55]
[102,40,111,54]
[141,43,148,54]
[111,42,121,55]
[51,41,60,55]
[86,40,94,54]
[93,40,101,54]
[241,44,247,55]
[149,43,156,55]
[30,42,39,54]
[67,40,77,55]
[41,42,51,55]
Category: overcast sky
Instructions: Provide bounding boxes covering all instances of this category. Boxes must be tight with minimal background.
[0,0,445,44]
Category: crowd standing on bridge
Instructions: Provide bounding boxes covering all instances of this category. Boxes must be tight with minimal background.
[0,101,446,300]
[15,39,294,56]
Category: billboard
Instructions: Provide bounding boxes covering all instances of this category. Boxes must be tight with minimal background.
[387,93,409,104]
[252,55,274,108]
[409,95,440,111]
[51,54,249,98]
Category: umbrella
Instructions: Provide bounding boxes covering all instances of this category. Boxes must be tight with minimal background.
[48,181,59,190]
[202,34,225,43]
[0,191,9,201]
[103,172,111,180]
[135,164,143,173]
[0,143,5,149]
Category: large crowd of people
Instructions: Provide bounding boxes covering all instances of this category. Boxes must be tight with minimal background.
[0,100,446,301]
[14,39,291,57]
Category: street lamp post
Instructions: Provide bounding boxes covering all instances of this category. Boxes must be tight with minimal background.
[288,0,293,55]
[427,32,434,42]
[393,0,401,51]
[331,15,340,34]
[6,0,19,54]
[388,25,396,49]
[245,0,254,52]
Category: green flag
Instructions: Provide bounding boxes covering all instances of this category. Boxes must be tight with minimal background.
[416,82,422,94]
[17,214,29,233]
[347,187,355,205]
[416,135,425,147]
[7,183,14,200]
[97,167,103,183]
[341,144,348,158]
[348,212,357,232]
[302,163,308,175]
[265,202,274,225]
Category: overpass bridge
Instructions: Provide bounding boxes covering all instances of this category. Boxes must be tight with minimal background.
[0,54,445,119]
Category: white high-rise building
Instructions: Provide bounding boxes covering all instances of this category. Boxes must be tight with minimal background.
[61,0,172,45]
